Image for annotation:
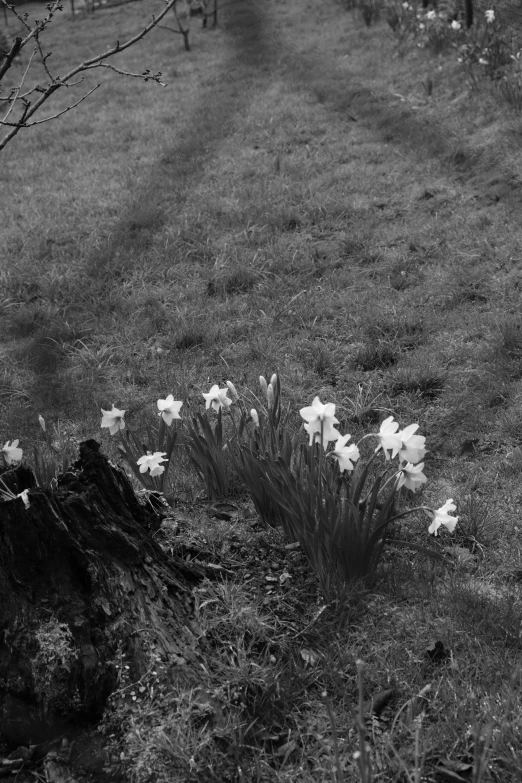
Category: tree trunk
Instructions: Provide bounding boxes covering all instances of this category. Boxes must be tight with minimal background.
[464,0,473,28]
[0,440,205,748]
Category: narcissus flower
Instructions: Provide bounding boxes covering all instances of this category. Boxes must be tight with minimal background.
[267,383,275,410]
[376,416,402,460]
[38,415,46,433]
[226,381,239,402]
[17,489,30,509]
[137,451,168,477]
[101,405,126,435]
[426,9,436,19]
[203,384,232,412]
[157,395,183,425]
[451,19,461,30]
[397,461,427,492]
[259,376,268,400]
[250,408,260,427]
[2,439,23,464]
[485,9,495,23]
[331,435,360,473]
[399,423,426,464]
[299,396,341,448]
[428,499,458,536]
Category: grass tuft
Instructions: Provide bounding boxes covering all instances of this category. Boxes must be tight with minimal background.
[389,363,446,400]
[207,266,259,296]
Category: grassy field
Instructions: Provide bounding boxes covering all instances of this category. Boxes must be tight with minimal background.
[3,0,522,779]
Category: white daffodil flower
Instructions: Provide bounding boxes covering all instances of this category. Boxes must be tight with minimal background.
[428,499,458,536]
[451,20,461,30]
[299,396,341,449]
[2,439,23,464]
[397,461,427,492]
[250,408,260,427]
[202,384,232,412]
[157,395,183,426]
[426,10,436,19]
[485,9,495,23]
[17,489,30,509]
[101,405,126,435]
[399,423,427,464]
[137,451,168,477]
[331,435,360,473]
[38,415,46,433]
[376,416,402,460]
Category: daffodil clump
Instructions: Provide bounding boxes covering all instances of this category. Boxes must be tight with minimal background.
[2,375,458,591]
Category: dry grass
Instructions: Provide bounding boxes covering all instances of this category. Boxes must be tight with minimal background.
[3,0,522,779]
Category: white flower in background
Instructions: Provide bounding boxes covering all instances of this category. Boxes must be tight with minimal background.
[376,416,402,460]
[226,381,239,402]
[331,435,360,473]
[419,22,425,29]
[399,423,426,463]
[157,395,183,425]
[137,451,168,477]
[202,384,232,412]
[428,499,458,536]
[299,396,341,448]
[2,439,23,464]
[38,415,46,433]
[426,9,436,19]
[478,57,488,65]
[101,405,126,435]
[250,408,260,427]
[397,462,427,492]
[485,9,495,23]
[451,20,461,30]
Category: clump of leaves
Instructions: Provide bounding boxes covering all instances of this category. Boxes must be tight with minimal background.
[184,408,231,500]
[452,491,497,551]
[231,374,295,526]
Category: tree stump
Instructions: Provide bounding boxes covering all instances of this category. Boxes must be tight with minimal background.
[0,440,205,747]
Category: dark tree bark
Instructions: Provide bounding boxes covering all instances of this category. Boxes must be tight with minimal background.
[0,440,206,747]
[464,0,473,28]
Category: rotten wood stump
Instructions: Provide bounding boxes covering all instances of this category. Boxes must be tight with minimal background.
[0,440,205,746]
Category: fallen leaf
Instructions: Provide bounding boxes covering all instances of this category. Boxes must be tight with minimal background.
[300,648,321,666]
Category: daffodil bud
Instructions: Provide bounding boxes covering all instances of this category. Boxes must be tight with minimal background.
[226,380,239,402]
[267,383,274,410]
[259,375,268,400]
[250,408,259,427]
[38,415,46,433]
[270,373,278,388]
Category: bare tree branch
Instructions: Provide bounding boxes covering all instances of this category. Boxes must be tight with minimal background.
[1,47,35,124]
[81,61,167,85]
[0,36,22,82]
[0,0,179,151]
[1,84,100,126]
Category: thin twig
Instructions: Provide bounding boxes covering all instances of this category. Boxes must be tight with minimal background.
[1,83,100,127]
